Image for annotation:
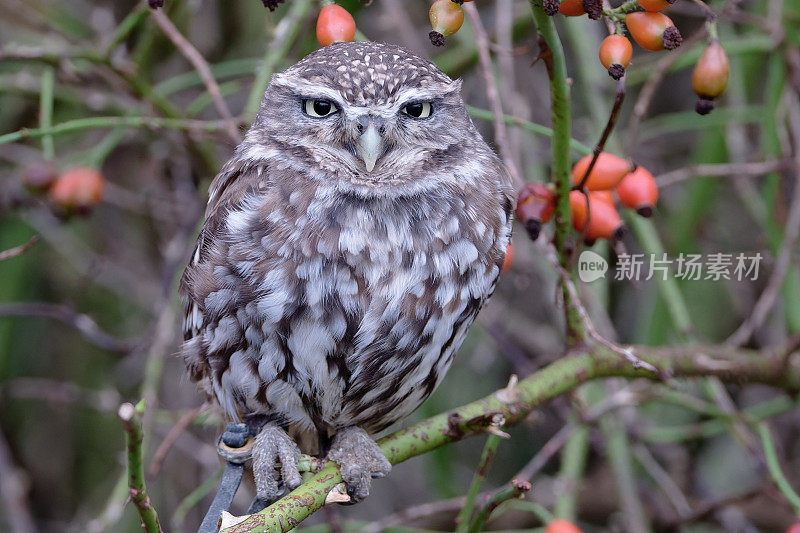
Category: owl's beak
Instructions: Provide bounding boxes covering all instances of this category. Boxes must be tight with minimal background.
[357,117,384,173]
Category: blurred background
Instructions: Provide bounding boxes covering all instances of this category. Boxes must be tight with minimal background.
[1,0,799,531]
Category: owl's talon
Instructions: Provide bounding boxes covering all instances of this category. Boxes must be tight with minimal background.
[251,423,302,503]
[327,426,391,503]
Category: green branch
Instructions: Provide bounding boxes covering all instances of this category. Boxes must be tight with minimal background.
[0,116,233,146]
[758,422,800,515]
[118,400,163,533]
[529,4,584,344]
[221,344,800,532]
[456,434,502,533]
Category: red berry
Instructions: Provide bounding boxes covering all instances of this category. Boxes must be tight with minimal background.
[692,40,729,114]
[570,190,624,243]
[637,0,674,11]
[316,5,356,47]
[616,166,659,217]
[786,523,800,533]
[571,153,632,190]
[625,12,682,51]
[546,518,584,533]
[599,35,633,80]
[429,0,464,46]
[49,167,105,210]
[558,0,586,16]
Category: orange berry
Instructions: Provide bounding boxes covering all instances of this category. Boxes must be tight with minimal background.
[49,167,105,211]
[546,518,584,533]
[592,189,616,207]
[571,153,632,190]
[316,5,356,47]
[625,12,682,51]
[692,40,729,115]
[429,0,464,46]
[558,0,586,16]
[637,0,674,11]
[599,35,633,80]
[616,166,658,217]
[502,243,514,273]
[516,182,556,240]
[570,190,624,243]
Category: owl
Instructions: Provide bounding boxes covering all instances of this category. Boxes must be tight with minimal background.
[180,41,513,505]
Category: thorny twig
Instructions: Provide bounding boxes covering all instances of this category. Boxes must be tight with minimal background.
[655,159,788,188]
[119,401,163,533]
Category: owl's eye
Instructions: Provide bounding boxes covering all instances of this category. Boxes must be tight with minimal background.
[303,99,339,118]
[401,102,432,118]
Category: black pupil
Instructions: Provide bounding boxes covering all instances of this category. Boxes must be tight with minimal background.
[406,103,424,117]
[313,100,331,115]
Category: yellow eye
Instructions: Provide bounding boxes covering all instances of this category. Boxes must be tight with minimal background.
[402,102,432,118]
[303,99,338,117]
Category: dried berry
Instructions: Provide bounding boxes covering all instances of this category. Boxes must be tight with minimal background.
[429,0,464,46]
[625,12,681,52]
[316,5,356,47]
[516,182,556,240]
[583,0,603,19]
[616,166,658,217]
[571,153,632,190]
[599,35,633,80]
[148,0,164,8]
[261,0,286,10]
[544,0,562,16]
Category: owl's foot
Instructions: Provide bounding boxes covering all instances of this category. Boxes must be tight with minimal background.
[251,423,302,503]
[327,426,391,503]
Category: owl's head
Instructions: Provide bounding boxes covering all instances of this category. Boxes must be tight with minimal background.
[248,42,479,192]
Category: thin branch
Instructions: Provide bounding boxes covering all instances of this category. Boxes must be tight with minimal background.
[654,160,788,188]
[0,302,134,354]
[2,378,121,413]
[576,76,626,190]
[0,115,236,146]
[0,236,39,262]
[148,8,241,144]
[463,3,524,189]
[147,405,206,479]
[632,443,692,518]
[757,422,800,515]
[118,401,163,533]
[467,479,532,533]
[455,434,502,533]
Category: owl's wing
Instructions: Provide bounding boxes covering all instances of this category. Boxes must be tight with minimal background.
[179,156,262,353]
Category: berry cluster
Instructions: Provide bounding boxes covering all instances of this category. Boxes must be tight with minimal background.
[515,153,659,246]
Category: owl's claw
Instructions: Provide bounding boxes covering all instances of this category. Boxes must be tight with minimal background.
[251,423,302,503]
[327,426,391,503]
